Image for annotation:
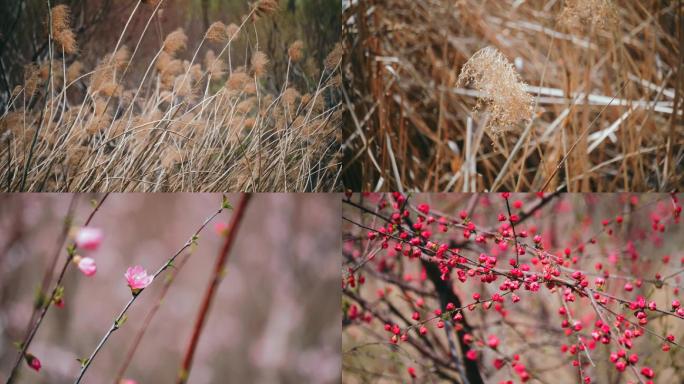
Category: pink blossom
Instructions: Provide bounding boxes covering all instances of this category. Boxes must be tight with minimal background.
[75,227,103,250]
[125,265,153,292]
[77,257,97,276]
[120,380,137,384]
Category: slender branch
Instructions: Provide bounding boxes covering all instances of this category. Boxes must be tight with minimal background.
[343,198,393,225]
[6,193,109,384]
[343,290,463,381]
[73,199,228,384]
[560,293,595,367]
[504,196,520,266]
[18,196,79,356]
[38,196,79,300]
[113,248,195,383]
[177,194,252,383]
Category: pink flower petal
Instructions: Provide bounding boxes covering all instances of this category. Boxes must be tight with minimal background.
[78,257,97,276]
[75,227,103,250]
[125,265,153,290]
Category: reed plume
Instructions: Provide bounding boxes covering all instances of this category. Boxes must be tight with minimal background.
[288,40,304,63]
[457,46,532,135]
[206,21,228,43]
[251,51,269,78]
[50,5,78,54]
[163,28,188,55]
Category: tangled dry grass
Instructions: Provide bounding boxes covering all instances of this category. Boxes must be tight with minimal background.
[1,0,342,192]
[342,0,683,192]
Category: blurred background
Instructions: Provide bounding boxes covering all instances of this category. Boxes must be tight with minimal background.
[0,193,340,383]
[0,0,340,100]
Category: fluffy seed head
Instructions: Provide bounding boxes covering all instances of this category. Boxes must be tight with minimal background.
[90,60,120,97]
[251,51,269,78]
[282,87,300,110]
[324,43,342,72]
[559,0,618,31]
[187,62,203,83]
[243,82,257,94]
[457,46,532,135]
[1,112,24,138]
[225,23,240,40]
[156,52,184,89]
[251,0,279,20]
[174,74,196,100]
[226,71,251,92]
[23,64,41,98]
[206,21,228,43]
[66,61,83,84]
[243,117,256,129]
[55,30,77,54]
[111,46,131,70]
[236,97,256,114]
[205,50,226,80]
[50,5,77,54]
[288,40,304,63]
[163,28,187,55]
[50,5,70,32]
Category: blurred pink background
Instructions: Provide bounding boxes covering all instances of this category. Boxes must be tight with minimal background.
[0,193,340,383]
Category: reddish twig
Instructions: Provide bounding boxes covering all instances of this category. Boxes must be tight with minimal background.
[504,195,521,266]
[177,194,252,384]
